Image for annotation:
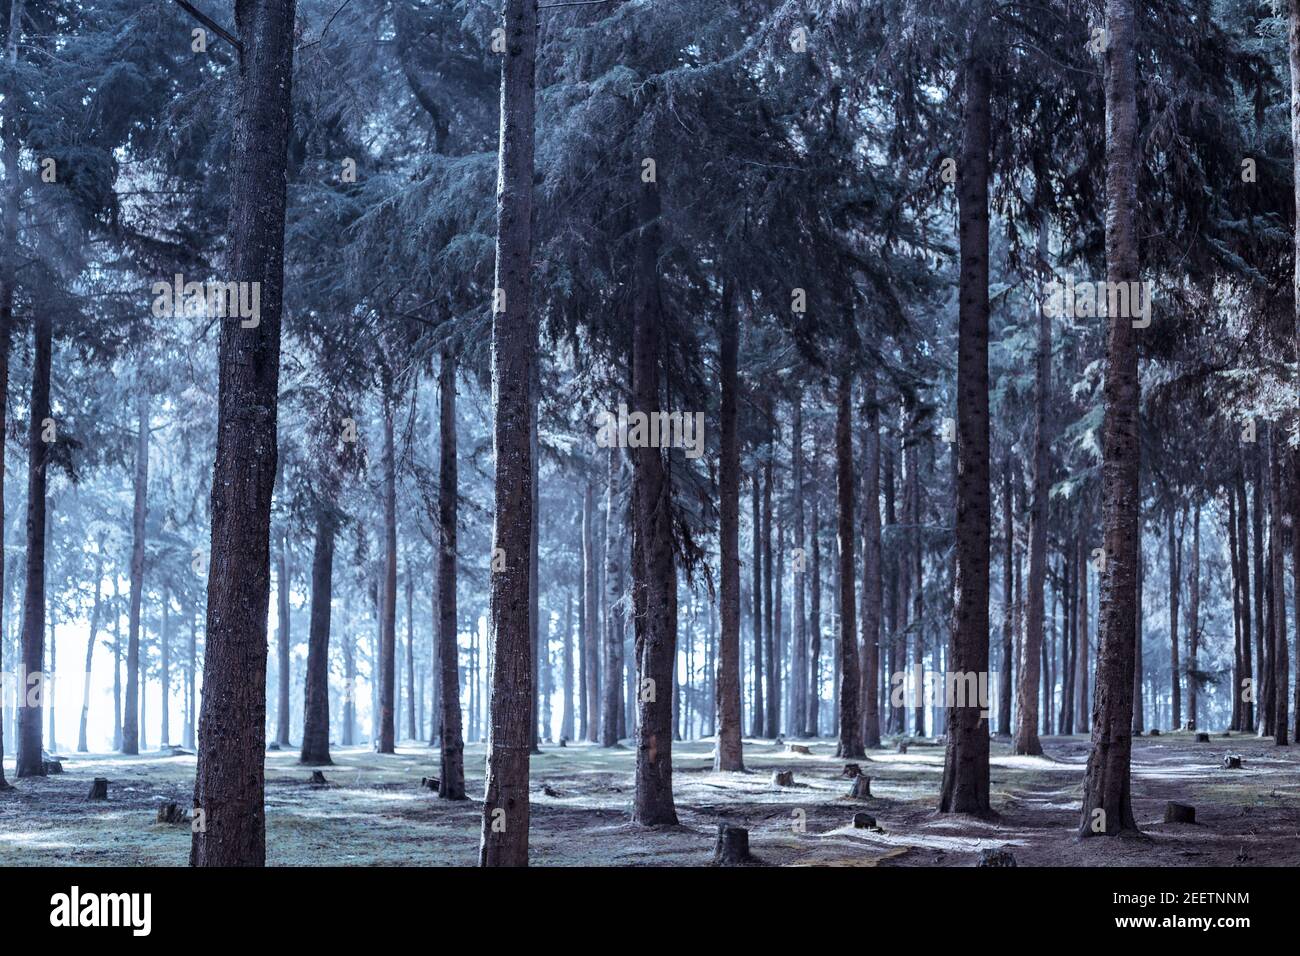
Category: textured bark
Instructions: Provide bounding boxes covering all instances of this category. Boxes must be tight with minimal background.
[601,445,626,747]
[583,481,600,742]
[750,468,764,736]
[480,0,537,865]
[436,349,466,799]
[1000,459,1015,739]
[0,0,21,789]
[1269,437,1288,745]
[1168,508,1182,729]
[940,48,992,815]
[714,287,743,769]
[276,531,291,746]
[1133,547,1144,733]
[1187,504,1200,731]
[191,0,297,867]
[300,505,335,765]
[792,392,807,737]
[1080,0,1141,836]
[77,540,105,752]
[1075,529,1089,733]
[1017,231,1051,752]
[859,376,882,748]
[15,312,50,777]
[807,454,822,736]
[834,375,863,759]
[377,387,397,754]
[629,171,678,825]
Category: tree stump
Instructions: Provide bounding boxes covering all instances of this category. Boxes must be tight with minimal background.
[852,812,877,829]
[310,770,329,786]
[87,778,108,800]
[157,802,189,825]
[1164,801,1195,824]
[713,824,751,865]
[267,742,281,751]
[1221,755,1242,770]
[558,738,567,748]
[774,735,785,746]
[1149,729,1161,736]
[842,763,862,778]
[978,848,1017,867]
[848,776,872,799]
[420,776,439,790]
[788,744,811,755]
[1195,732,1210,743]
[43,760,63,775]
[896,742,908,754]
[771,770,795,787]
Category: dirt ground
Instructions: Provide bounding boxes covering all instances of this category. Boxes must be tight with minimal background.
[1,731,1297,866]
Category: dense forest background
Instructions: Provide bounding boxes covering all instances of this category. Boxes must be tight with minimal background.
[0,0,1297,867]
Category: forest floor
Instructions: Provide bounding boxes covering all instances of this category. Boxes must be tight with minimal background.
[1,731,1297,866]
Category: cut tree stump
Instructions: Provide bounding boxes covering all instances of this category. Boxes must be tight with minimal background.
[310,771,329,786]
[1149,729,1161,736]
[156,802,189,825]
[267,742,281,751]
[848,776,872,799]
[420,776,439,790]
[87,778,108,800]
[772,770,795,787]
[1222,755,1243,770]
[1195,732,1210,743]
[1164,801,1196,824]
[558,738,567,747]
[852,812,877,829]
[43,760,63,774]
[713,824,751,865]
[978,848,1017,867]
[896,742,908,754]
[788,744,811,755]
[842,763,862,778]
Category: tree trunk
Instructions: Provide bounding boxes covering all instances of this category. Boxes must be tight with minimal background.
[406,563,416,741]
[1075,528,1089,733]
[277,530,291,746]
[191,0,297,867]
[1079,0,1141,836]
[1235,473,1253,732]
[300,505,335,765]
[1187,503,1200,731]
[714,285,743,769]
[629,159,678,827]
[583,481,600,742]
[1133,546,1144,733]
[377,385,397,754]
[807,454,821,736]
[859,375,882,748]
[791,392,808,738]
[1269,435,1288,745]
[939,46,992,815]
[112,574,122,752]
[763,414,778,739]
[185,606,197,750]
[436,348,466,799]
[1168,508,1181,729]
[834,375,864,759]
[750,467,764,737]
[77,539,105,752]
[15,311,51,776]
[561,588,574,741]
[602,445,626,746]
[161,587,171,746]
[1000,458,1014,738]
[480,0,537,866]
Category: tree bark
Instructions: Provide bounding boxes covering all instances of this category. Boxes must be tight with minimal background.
[714,285,743,768]
[1269,435,1288,745]
[1079,0,1141,836]
[77,539,105,752]
[16,311,50,777]
[1187,503,1200,731]
[435,348,466,798]
[583,481,600,742]
[601,445,626,746]
[377,384,397,754]
[480,0,537,865]
[940,46,992,814]
[629,158,678,826]
[1075,528,1089,733]
[834,375,863,759]
[807,451,821,736]
[1000,458,1015,739]
[763,412,778,738]
[277,530,291,746]
[300,504,335,765]
[859,375,882,748]
[191,0,297,867]
[750,466,764,737]
[792,391,807,737]
[121,392,148,757]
